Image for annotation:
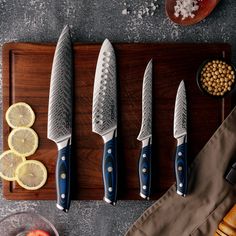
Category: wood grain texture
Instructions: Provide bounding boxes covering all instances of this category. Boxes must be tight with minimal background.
[2,42,233,200]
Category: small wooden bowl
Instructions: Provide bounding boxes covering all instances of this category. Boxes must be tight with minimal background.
[196,59,236,98]
[165,0,221,26]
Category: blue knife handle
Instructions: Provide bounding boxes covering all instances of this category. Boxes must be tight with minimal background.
[56,140,71,212]
[139,143,151,199]
[102,135,117,205]
[175,141,188,197]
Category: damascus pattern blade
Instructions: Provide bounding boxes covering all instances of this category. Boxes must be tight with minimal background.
[92,39,117,136]
[137,59,152,141]
[173,80,187,139]
[47,25,73,143]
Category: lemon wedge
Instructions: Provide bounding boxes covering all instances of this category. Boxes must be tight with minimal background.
[8,127,38,157]
[6,102,35,128]
[15,160,47,190]
[0,150,26,181]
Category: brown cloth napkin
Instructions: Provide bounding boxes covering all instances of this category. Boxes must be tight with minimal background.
[125,106,236,236]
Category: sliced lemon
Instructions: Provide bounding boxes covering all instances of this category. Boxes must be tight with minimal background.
[15,160,47,190]
[6,102,35,128]
[8,127,38,157]
[0,150,26,181]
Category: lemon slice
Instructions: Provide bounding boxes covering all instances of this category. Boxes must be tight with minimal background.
[8,127,38,156]
[6,102,35,128]
[0,150,26,181]
[15,160,47,190]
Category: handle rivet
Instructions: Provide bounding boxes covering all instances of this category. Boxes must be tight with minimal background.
[179,183,183,187]
[178,166,183,171]
[108,187,113,192]
[178,152,182,156]
[142,168,147,173]
[107,149,112,154]
[61,194,65,199]
[61,156,66,161]
[143,185,147,190]
[61,173,66,179]
[108,166,113,172]
[143,154,147,158]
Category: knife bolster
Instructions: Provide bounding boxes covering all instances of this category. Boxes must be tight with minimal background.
[142,137,152,148]
[177,135,187,146]
[57,135,72,150]
[102,129,117,143]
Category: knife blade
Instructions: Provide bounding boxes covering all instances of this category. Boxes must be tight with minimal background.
[173,80,188,197]
[92,39,117,205]
[137,59,152,200]
[47,25,73,212]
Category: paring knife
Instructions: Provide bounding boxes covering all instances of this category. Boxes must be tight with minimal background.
[173,80,188,197]
[47,25,73,212]
[137,60,152,200]
[92,39,117,205]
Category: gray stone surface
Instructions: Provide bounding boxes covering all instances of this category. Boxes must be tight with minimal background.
[0,0,235,235]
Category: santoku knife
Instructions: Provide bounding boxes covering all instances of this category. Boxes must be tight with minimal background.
[92,39,117,205]
[173,80,188,197]
[47,25,73,212]
[137,59,152,200]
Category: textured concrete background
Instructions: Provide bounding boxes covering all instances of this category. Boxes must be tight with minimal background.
[0,1,236,235]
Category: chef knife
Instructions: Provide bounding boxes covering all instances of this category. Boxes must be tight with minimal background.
[92,39,117,205]
[137,59,152,200]
[173,80,188,197]
[47,25,73,212]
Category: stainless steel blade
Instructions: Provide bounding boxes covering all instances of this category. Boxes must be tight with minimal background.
[173,80,187,139]
[92,39,117,137]
[47,25,73,143]
[137,59,152,141]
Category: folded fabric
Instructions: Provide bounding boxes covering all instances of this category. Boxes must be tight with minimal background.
[126,106,236,236]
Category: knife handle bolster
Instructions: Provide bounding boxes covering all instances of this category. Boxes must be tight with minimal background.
[56,138,71,212]
[102,133,117,205]
[139,141,152,199]
[175,139,188,197]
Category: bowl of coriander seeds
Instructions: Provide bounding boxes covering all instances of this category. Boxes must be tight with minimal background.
[197,59,236,97]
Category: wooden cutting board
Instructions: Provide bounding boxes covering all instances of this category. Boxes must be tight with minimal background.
[2,42,234,200]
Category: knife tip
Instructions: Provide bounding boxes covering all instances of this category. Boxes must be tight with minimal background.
[55,25,72,48]
[179,80,185,87]
[103,38,110,43]
[62,24,70,34]
[176,80,186,95]
[148,58,153,64]
[102,38,112,48]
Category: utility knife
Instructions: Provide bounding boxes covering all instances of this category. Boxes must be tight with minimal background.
[137,60,153,200]
[47,25,73,212]
[92,39,117,205]
[173,80,188,197]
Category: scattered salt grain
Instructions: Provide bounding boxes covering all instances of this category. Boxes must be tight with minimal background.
[174,0,200,20]
[122,1,159,18]
[122,8,130,15]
